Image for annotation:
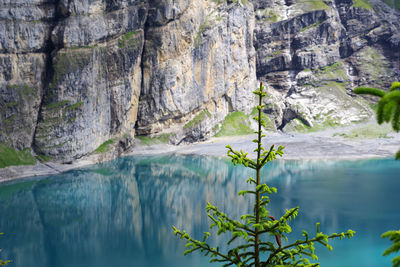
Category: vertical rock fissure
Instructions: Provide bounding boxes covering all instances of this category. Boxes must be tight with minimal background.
[32,0,70,155]
[135,8,151,136]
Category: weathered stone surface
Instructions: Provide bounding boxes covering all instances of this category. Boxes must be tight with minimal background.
[0,54,45,149]
[252,0,400,130]
[35,30,145,162]
[136,1,257,143]
[0,0,399,164]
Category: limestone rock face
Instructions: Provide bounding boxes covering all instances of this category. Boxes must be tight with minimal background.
[252,0,400,130]
[136,1,256,143]
[0,0,399,162]
[0,0,51,150]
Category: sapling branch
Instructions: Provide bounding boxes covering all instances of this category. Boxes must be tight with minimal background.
[173,82,355,267]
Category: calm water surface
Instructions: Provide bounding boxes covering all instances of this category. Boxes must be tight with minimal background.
[0,155,399,267]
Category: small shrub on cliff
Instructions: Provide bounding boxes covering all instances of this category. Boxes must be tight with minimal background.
[173,82,355,266]
[355,82,400,267]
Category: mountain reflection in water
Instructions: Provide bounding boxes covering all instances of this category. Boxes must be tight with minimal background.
[0,155,399,267]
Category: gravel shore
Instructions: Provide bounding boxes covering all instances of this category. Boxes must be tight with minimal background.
[1,121,399,183]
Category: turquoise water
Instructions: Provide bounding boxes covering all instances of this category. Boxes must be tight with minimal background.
[0,155,399,267]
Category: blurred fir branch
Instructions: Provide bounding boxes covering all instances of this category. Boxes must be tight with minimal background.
[355,82,400,267]
[354,81,400,159]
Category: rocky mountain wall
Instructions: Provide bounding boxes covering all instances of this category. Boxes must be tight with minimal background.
[0,0,399,163]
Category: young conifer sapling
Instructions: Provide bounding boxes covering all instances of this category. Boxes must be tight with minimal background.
[173,82,355,267]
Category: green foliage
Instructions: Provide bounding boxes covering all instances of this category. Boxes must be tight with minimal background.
[93,140,114,154]
[36,154,52,163]
[173,82,355,266]
[382,230,400,267]
[354,82,400,159]
[65,101,83,111]
[381,0,400,9]
[194,20,210,48]
[257,8,280,23]
[184,110,212,130]
[333,123,393,139]
[45,100,71,110]
[0,144,36,169]
[215,112,253,137]
[0,233,11,266]
[6,84,37,96]
[300,20,326,32]
[314,61,347,80]
[118,31,139,49]
[135,133,174,146]
[352,0,373,9]
[300,0,329,10]
[361,82,400,267]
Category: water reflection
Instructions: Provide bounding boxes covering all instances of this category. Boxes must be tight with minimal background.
[0,156,399,267]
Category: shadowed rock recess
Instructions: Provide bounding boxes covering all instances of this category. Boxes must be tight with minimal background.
[0,0,399,163]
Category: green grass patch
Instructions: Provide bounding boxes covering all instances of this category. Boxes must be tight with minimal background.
[211,0,226,4]
[184,110,212,130]
[352,0,373,9]
[258,8,280,22]
[135,133,174,146]
[65,101,83,111]
[0,144,36,168]
[353,47,389,89]
[36,154,52,163]
[333,123,393,139]
[313,61,348,81]
[369,103,378,112]
[300,0,329,10]
[118,30,139,49]
[5,102,18,108]
[44,100,71,110]
[301,20,326,32]
[93,140,114,154]
[6,84,37,96]
[215,111,253,137]
[284,118,312,133]
[194,21,210,48]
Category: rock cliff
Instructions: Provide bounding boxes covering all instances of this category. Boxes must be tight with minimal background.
[0,0,399,164]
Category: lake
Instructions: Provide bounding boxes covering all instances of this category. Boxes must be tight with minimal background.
[0,155,399,267]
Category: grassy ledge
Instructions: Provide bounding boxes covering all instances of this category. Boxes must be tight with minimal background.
[135,134,174,146]
[352,0,373,9]
[333,123,393,139]
[93,140,114,154]
[0,144,36,169]
[184,110,212,130]
[215,111,253,137]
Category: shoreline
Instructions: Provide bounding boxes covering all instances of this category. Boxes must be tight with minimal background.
[1,123,399,183]
[129,132,400,160]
